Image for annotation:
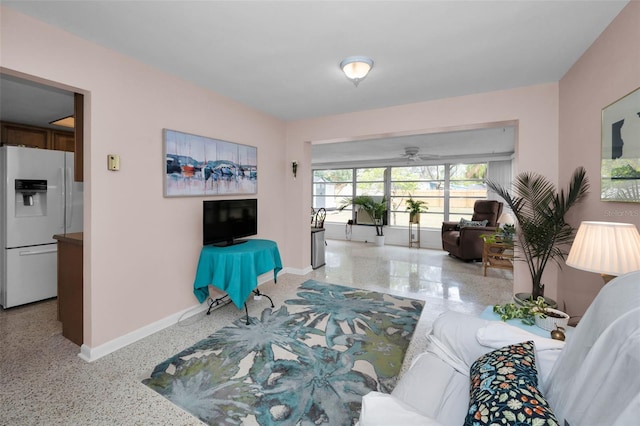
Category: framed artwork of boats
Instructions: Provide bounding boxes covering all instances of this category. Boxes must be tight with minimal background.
[163,129,257,197]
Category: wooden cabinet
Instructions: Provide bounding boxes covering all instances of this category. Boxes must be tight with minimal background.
[0,92,83,181]
[1,121,74,151]
[52,131,75,152]
[1,122,49,149]
[53,232,83,346]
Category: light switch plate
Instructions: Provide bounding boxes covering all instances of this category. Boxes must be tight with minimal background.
[107,154,120,171]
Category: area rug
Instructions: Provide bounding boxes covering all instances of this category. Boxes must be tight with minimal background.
[142,280,424,425]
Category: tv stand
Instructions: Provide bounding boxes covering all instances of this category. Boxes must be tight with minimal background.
[194,239,283,321]
[205,288,275,325]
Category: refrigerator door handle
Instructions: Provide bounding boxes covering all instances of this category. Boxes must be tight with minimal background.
[65,167,73,229]
[60,167,66,229]
[19,247,58,256]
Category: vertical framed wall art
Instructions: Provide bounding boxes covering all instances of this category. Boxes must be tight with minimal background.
[601,87,640,202]
[163,129,257,197]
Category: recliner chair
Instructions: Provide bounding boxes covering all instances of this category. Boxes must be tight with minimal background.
[441,200,503,261]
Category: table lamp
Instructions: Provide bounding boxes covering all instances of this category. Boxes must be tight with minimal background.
[566,221,640,283]
[498,212,515,227]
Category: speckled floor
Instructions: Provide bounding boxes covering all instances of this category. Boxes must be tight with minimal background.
[0,240,512,425]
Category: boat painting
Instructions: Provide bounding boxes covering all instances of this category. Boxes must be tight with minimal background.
[163,129,257,197]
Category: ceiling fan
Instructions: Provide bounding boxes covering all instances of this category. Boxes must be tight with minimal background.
[400,146,439,162]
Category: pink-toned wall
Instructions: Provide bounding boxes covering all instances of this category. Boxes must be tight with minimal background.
[0,7,288,348]
[287,83,561,299]
[558,1,640,317]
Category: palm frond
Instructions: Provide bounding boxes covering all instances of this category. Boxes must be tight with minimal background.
[487,167,589,297]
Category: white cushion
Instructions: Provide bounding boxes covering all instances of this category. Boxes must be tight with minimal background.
[544,271,640,426]
[358,391,444,426]
[391,352,470,425]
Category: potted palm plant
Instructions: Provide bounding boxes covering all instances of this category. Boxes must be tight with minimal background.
[340,195,387,245]
[486,167,589,301]
[405,195,428,223]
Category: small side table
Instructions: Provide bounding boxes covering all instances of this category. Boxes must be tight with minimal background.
[480,306,574,340]
[482,241,514,276]
[409,221,420,248]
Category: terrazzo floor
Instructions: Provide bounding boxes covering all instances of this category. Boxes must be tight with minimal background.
[0,240,513,425]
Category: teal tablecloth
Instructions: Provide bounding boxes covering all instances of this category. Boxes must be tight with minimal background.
[193,239,283,308]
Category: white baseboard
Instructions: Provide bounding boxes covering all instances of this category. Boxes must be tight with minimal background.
[282,265,313,275]
[78,269,292,362]
[78,300,209,362]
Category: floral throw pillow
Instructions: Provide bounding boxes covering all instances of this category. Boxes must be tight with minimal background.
[459,218,489,228]
[464,341,559,426]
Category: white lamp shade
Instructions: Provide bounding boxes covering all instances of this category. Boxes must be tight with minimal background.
[566,221,640,275]
[498,212,515,225]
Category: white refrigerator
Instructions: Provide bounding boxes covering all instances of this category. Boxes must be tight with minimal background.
[1,146,83,308]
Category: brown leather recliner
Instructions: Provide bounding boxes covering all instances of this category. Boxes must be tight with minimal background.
[441,200,503,261]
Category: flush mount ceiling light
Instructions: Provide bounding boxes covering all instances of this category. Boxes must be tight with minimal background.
[340,56,373,87]
[49,115,75,128]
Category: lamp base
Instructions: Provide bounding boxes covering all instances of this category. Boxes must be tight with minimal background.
[601,274,616,284]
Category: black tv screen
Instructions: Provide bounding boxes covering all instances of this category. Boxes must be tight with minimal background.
[203,199,257,246]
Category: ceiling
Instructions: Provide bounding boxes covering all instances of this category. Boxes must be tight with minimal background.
[0,74,74,130]
[1,1,628,163]
[312,125,516,168]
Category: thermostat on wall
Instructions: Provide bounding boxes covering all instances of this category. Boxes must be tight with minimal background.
[107,154,120,171]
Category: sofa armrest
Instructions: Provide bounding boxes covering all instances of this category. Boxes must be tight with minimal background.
[458,225,499,237]
[430,311,495,366]
[441,221,459,233]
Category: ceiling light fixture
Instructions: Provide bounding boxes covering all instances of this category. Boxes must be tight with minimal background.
[340,56,373,87]
[49,115,75,128]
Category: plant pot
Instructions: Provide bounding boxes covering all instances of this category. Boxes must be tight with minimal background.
[374,235,385,246]
[513,292,557,309]
[535,308,569,332]
[409,213,420,224]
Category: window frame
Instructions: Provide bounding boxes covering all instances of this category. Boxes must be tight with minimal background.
[312,162,490,228]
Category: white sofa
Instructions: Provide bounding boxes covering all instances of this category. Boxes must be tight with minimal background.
[358,270,640,426]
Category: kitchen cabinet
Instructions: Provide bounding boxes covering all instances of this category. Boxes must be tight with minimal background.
[53,232,83,346]
[1,122,49,149]
[52,131,75,152]
[0,121,74,152]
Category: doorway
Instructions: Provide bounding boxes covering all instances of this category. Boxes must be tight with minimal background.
[0,71,86,346]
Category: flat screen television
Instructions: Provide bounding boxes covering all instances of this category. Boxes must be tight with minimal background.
[203,198,257,247]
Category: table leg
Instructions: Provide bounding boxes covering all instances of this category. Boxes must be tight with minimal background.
[243,289,276,325]
[244,303,250,325]
[206,294,230,315]
[253,288,275,308]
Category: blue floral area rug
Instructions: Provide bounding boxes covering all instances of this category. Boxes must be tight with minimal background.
[142,280,424,425]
